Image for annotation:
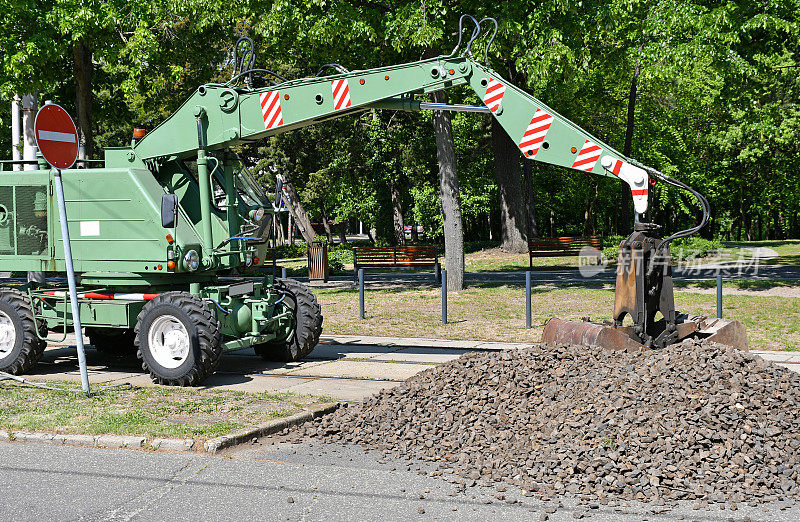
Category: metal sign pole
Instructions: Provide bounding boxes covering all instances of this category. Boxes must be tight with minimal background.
[53,169,90,396]
[525,271,532,329]
[358,269,365,320]
[441,269,448,325]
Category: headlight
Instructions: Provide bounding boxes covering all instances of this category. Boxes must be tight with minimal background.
[249,207,265,221]
[183,249,199,271]
[245,252,253,266]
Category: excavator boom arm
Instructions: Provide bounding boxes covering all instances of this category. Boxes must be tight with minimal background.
[133,56,650,212]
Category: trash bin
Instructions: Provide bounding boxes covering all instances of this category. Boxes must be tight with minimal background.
[307,241,329,282]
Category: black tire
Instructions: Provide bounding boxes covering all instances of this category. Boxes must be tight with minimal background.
[0,287,45,374]
[253,279,323,362]
[86,327,136,356]
[134,291,222,386]
[34,319,47,361]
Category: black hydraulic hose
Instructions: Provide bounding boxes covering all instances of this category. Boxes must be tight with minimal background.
[449,14,481,56]
[227,68,289,86]
[642,166,710,251]
[231,36,257,88]
[316,64,350,76]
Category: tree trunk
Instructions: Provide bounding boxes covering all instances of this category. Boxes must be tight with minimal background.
[280,174,316,244]
[275,213,285,245]
[745,214,751,241]
[584,180,599,236]
[619,59,641,230]
[338,222,348,244]
[390,178,405,245]
[623,61,640,158]
[287,209,294,244]
[431,90,464,291]
[491,118,529,252]
[772,209,784,240]
[73,41,93,161]
[320,203,333,243]
[522,160,539,238]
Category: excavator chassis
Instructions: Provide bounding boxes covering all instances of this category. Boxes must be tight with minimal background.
[542,227,748,352]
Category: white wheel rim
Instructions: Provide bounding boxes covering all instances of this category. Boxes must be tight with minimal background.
[0,311,16,357]
[147,314,190,369]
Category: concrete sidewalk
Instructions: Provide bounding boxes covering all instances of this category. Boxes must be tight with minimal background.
[319,333,526,351]
[26,333,506,402]
[19,333,800,402]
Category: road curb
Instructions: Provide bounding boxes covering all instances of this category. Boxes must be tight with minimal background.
[1,430,156,449]
[0,429,196,452]
[203,402,341,453]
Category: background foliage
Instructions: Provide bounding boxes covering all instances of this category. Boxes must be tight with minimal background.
[1,0,797,243]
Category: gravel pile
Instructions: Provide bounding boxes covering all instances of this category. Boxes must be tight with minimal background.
[297,340,800,503]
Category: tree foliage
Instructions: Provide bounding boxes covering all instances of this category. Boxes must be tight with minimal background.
[0,0,797,241]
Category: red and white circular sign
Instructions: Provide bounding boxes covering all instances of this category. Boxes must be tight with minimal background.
[34,103,79,169]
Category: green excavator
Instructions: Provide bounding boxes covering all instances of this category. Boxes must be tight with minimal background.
[0,16,745,386]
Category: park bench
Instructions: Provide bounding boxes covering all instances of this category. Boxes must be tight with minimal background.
[529,236,602,267]
[353,245,441,281]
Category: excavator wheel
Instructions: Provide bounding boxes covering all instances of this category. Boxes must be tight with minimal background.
[253,279,323,362]
[134,291,222,386]
[0,287,45,374]
[86,327,137,356]
[34,320,47,361]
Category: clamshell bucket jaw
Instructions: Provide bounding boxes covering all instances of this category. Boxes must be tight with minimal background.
[612,225,678,349]
[542,226,748,352]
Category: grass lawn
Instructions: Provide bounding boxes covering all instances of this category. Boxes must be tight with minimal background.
[314,283,800,351]
[0,384,330,440]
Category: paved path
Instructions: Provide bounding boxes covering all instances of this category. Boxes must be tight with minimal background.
[306,264,800,285]
[0,438,796,521]
[22,333,800,402]
[5,264,800,291]
[28,334,494,402]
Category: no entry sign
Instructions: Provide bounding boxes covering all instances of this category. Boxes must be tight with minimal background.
[34,103,79,169]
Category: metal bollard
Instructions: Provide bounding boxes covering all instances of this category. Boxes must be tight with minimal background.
[441,269,447,325]
[358,268,365,320]
[716,274,723,318]
[526,271,532,329]
[281,267,287,279]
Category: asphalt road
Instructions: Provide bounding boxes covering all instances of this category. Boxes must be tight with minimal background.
[1,439,797,521]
